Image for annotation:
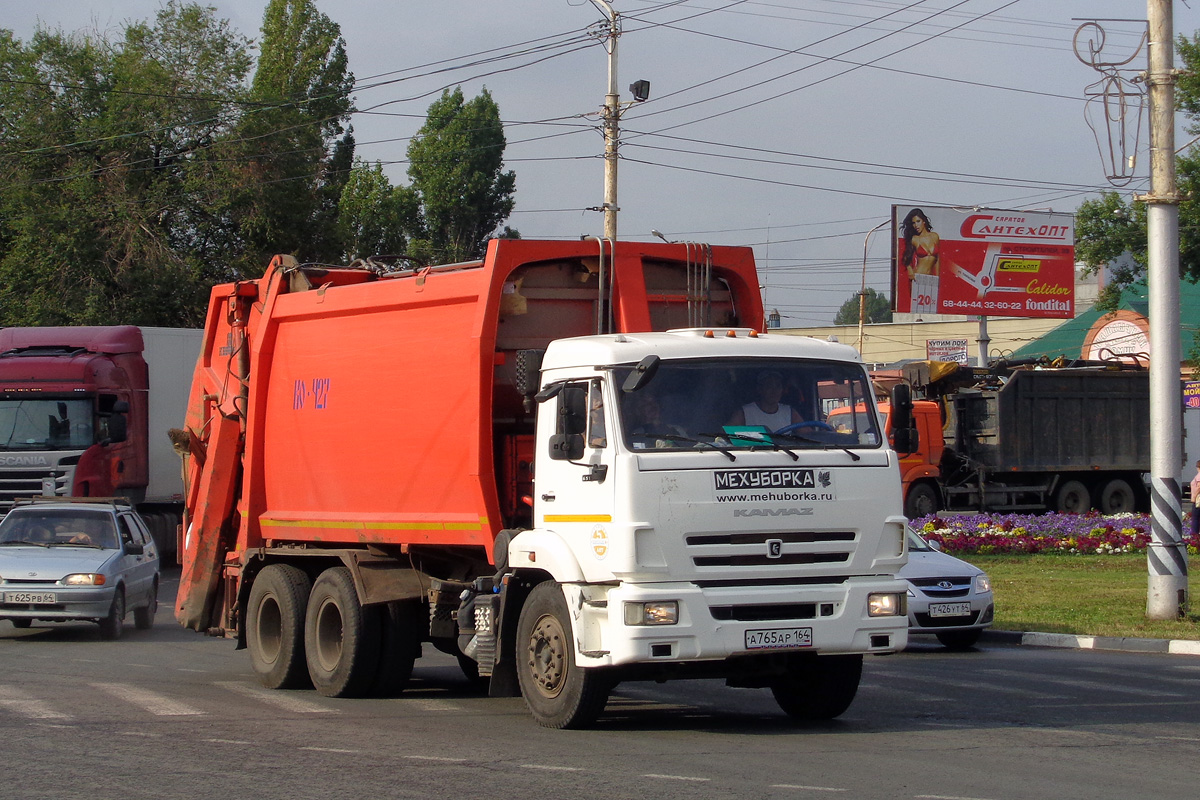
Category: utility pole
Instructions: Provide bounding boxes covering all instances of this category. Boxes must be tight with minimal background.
[592,0,620,242]
[1144,0,1188,619]
[858,220,889,355]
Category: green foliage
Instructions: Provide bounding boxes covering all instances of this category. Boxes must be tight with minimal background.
[337,158,412,258]
[833,287,892,325]
[404,87,517,264]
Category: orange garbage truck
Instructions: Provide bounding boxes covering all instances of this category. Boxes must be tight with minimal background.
[175,239,910,728]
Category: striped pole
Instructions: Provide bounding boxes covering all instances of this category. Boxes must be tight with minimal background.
[1145,0,1188,619]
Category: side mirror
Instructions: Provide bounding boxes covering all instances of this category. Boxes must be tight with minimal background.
[889,384,918,455]
[549,433,584,461]
[123,542,144,556]
[107,413,128,444]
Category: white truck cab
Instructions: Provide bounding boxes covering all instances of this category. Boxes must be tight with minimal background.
[498,328,909,727]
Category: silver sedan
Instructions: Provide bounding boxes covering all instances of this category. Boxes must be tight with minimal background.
[901,526,994,649]
[0,498,160,640]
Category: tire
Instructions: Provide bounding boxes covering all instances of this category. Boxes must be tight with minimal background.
[247,564,313,690]
[770,654,862,720]
[305,567,381,698]
[1099,478,1136,515]
[1055,480,1091,514]
[11,619,32,629]
[904,483,940,520]
[936,629,982,650]
[371,600,421,697]
[515,582,610,729]
[99,591,125,641]
[134,578,158,630]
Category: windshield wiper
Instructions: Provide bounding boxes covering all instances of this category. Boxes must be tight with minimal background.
[720,431,799,461]
[771,432,862,462]
[49,541,103,548]
[0,539,49,547]
[641,431,737,461]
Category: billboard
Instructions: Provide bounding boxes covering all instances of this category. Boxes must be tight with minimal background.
[891,206,1075,319]
[926,338,969,364]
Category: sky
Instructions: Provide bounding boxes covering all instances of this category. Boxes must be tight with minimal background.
[6,1,1199,325]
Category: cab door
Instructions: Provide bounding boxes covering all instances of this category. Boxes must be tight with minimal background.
[534,378,617,570]
[117,513,156,605]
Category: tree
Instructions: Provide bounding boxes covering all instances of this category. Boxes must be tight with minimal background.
[228,0,356,273]
[404,87,517,264]
[337,158,413,259]
[0,2,253,326]
[1075,30,1200,306]
[834,288,893,325]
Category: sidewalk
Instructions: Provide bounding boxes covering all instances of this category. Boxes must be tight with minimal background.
[984,628,1200,656]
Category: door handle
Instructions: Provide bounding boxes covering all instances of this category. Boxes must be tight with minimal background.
[541,492,556,501]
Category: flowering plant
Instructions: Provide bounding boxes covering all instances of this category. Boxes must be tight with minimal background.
[912,512,1200,556]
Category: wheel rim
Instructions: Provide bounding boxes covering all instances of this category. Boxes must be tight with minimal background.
[255,594,283,665]
[314,596,344,672]
[526,613,567,698]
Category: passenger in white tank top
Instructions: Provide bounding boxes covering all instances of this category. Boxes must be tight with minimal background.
[726,370,803,432]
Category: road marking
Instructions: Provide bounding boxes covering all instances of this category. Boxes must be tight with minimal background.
[1036,676,1186,698]
[91,682,205,716]
[915,795,996,800]
[643,774,711,782]
[404,755,467,763]
[203,738,251,745]
[407,699,464,713]
[0,686,71,720]
[215,681,335,713]
[520,764,585,772]
[1156,735,1200,742]
[771,784,847,792]
[300,746,359,754]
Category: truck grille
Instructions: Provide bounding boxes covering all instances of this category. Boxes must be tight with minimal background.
[0,468,69,510]
[685,531,856,569]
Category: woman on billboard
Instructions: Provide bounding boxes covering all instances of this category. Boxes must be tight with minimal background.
[902,208,940,315]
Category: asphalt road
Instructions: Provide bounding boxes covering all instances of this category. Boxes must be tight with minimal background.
[2,572,1198,800]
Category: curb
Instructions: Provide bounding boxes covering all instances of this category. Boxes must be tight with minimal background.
[984,629,1200,656]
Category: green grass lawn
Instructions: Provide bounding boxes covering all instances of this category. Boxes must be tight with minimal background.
[971,553,1200,640]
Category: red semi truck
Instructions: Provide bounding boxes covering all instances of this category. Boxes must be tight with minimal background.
[175,239,911,727]
[0,326,202,556]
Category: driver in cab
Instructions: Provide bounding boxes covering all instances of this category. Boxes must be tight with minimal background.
[727,370,804,432]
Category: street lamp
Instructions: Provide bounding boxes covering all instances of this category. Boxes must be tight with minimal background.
[858,219,890,355]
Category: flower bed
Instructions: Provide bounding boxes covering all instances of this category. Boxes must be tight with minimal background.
[913,511,1200,556]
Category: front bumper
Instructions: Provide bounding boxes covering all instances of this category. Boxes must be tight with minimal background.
[0,584,116,622]
[567,577,909,668]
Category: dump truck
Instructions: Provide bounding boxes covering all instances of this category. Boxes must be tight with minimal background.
[0,326,202,556]
[175,239,910,728]
[847,360,1151,518]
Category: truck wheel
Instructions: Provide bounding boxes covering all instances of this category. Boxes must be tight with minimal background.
[771,654,862,720]
[516,582,610,729]
[305,567,381,698]
[1055,480,1091,513]
[247,564,312,689]
[904,483,940,519]
[98,591,125,641]
[134,578,158,630]
[1099,479,1136,514]
[371,600,421,697]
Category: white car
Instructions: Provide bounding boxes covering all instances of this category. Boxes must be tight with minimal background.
[0,498,160,640]
[900,527,993,649]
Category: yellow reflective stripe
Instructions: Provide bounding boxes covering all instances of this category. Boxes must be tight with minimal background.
[543,514,612,523]
[258,516,488,530]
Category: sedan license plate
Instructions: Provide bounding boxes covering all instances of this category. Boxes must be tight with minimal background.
[928,602,972,618]
[745,627,812,650]
[2,591,57,605]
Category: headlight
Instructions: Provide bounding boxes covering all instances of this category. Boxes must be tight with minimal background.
[975,573,992,594]
[867,592,905,617]
[61,573,106,586]
[623,601,678,626]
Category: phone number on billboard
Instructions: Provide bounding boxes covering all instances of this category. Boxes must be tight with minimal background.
[943,299,1024,311]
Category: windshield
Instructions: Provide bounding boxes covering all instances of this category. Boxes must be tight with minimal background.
[0,509,120,549]
[906,527,935,552]
[0,398,95,450]
[615,357,881,452]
